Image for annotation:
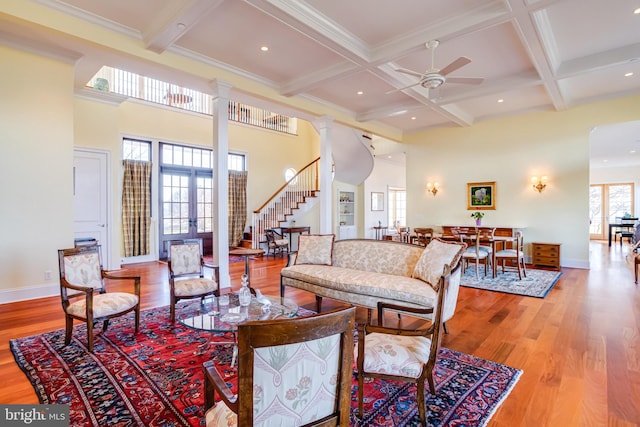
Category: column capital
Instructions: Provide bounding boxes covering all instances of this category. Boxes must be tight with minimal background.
[209,79,233,99]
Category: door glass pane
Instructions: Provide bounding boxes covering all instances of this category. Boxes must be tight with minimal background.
[589,185,603,235]
[162,173,190,235]
[608,184,633,222]
[196,176,213,233]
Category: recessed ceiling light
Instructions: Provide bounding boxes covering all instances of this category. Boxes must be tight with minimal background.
[603,159,609,163]
[634,7,640,14]
[630,150,637,154]
[356,91,363,95]
[497,99,504,103]
[625,72,634,77]
[260,46,269,52]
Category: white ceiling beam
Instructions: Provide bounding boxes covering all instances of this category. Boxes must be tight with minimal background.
[556,43,640,78]
[510,1,567,110]
[143,0,224,54]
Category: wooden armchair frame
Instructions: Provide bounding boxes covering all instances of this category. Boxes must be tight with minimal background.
[356,265,451,427]
[204,307,356,426]
[58,245,141,352]
[167,238,219,323]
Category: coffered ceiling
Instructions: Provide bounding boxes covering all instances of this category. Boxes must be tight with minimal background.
[2,0,640,145]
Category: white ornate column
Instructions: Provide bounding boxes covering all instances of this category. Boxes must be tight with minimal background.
[211,79,232,289]
[316,116,334,234]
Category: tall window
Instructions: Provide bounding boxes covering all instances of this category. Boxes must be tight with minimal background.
[589,183,634,239]
[388,187,406,228]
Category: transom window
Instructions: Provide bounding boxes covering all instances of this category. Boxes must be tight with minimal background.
[123,138,151,161]
[162,143,212,168]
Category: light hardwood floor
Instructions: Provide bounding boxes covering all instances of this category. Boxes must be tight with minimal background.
[0,241,638,426]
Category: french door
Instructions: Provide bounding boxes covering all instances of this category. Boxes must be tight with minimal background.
[159,167,213,259]
[589,183,634,241]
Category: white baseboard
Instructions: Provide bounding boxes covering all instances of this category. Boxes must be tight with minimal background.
[0,283,59,305]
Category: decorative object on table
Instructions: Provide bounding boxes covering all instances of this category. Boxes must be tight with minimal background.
[531,175,548,193]
[10,301,521,427]
[426,181,439,196]
[470,210,485,226]
[371,191,384,211]
[467,181,496,210]
[460,267,561,298]
[238,274,251,307]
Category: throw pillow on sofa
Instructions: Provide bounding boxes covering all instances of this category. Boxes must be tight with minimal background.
[412,237,465,290]
[295,234,335,265]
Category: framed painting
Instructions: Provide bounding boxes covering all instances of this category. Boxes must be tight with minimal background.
[371,192,384,211]
[467,181,496,210]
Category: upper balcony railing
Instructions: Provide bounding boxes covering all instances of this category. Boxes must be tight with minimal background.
[88,66,297,135]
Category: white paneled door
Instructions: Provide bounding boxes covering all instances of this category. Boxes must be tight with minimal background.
[74,149,110,267]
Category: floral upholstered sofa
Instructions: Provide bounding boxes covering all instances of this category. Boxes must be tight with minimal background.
[280,236,466,325]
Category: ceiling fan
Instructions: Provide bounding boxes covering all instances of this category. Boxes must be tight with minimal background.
[388,40,483,95]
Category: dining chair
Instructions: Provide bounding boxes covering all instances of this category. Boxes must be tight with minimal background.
[495,230,527,279]
[167,239,219,323]
[203,307,356,427]
[461,232,491,278]
[412,227,433,246]
[399,226,411,243]
[356,264,453,427]
[58,245,141,352]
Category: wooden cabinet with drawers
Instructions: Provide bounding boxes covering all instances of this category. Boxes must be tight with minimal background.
[531,242,561,271]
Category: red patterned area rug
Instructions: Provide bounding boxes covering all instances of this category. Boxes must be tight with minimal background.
[10,302,521,427]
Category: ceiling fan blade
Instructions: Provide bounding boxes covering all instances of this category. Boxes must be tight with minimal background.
[446,77,484,85]
[385,82,421,94]
[439,57,471,76]
[394,68,424,79]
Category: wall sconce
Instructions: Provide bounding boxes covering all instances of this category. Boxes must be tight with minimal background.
[426,182,439,196]
[531,176,548,193]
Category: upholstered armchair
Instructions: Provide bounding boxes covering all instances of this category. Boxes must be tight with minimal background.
[203,307,355,426]
[58,245,141,352]
[265,228,289,257]
[356,264,453,427]
[167,239,219,322]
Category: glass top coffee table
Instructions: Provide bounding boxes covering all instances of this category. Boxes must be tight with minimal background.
[179,293,299,365]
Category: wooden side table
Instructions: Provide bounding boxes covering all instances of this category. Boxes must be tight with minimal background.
[531,242,561,271]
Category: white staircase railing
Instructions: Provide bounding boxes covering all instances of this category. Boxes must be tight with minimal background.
[252,158,320,249]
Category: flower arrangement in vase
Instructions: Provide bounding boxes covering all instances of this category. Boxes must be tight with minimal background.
[470,210,485,226]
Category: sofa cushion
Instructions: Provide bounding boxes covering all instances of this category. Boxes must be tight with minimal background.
[332,240,423,277]
[412,238,465,290]
[295,234,335,265]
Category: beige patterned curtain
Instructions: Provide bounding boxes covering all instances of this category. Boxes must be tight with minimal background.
[122,160,152,257]
[229,170,248,247]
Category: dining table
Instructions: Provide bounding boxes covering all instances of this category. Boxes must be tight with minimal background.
[607,218,638,246]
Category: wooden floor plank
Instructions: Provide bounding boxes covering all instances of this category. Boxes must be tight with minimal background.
[0,241,639,426]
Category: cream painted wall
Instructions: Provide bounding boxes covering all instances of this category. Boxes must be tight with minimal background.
[0,46,74,298]
[404,95,640,268]
[75,98,320,264]
[363,158,407,240]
